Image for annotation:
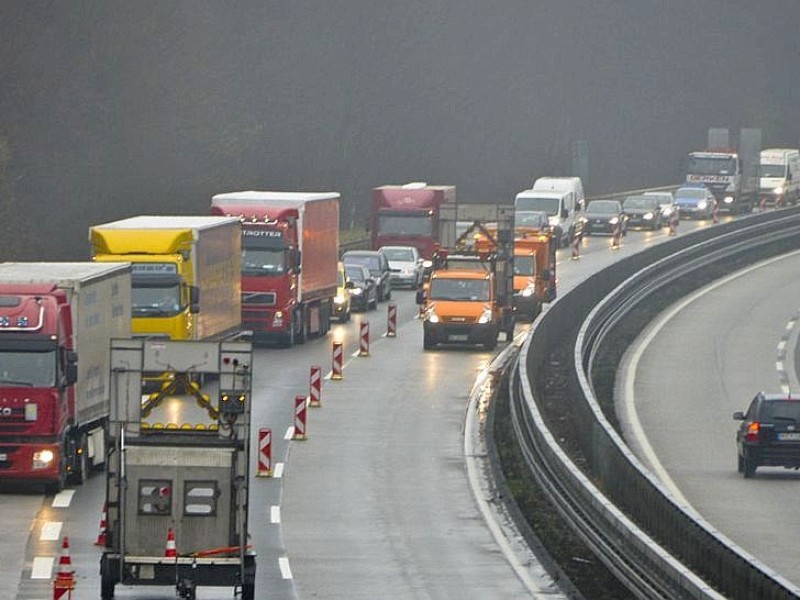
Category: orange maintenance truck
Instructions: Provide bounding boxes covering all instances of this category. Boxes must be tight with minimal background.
[416,217,516,350]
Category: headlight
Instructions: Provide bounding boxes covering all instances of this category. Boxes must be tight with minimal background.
[350,287,363,295]
[425,308,440,323]
[477,308,493,324]
[643,212,653,220]
[273,310,284,327]
[33,449,55,470]
[609,217,619,225]
[697,200,708,209]
[521,284,535,298]
[774,186,785,195]
[334,294,347,305]
[723,196,733,204]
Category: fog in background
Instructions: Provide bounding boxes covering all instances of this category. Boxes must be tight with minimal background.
[1,1,798,259]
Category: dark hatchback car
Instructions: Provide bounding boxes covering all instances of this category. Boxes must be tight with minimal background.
[342,250,392,302]
[344,264,377,312]
[581,200,627,236]
[622,195,663,230]
[734,392,800,478]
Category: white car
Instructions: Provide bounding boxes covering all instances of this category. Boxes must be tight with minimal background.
[379,245,424,289]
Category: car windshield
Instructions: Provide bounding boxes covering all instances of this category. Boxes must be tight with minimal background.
[132,283,181,316]
[377,214,432,236]
[345,255,380,271]
[515,197,559,215]
[382,248,415,261]
[645,193,673,204]
[345,266,367,282]
[687,155,736,175]
[429,278,490,301]
[587,201,618,214]
[623,196,655,210]
[762,401,800,422]
[514,256,534,276]
[241,248,285,275]
[677,189,705,199]
[516,211,550,229]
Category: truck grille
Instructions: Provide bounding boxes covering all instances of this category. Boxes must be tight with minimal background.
[242,292,276,306]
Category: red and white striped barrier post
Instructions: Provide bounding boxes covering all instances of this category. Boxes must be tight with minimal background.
[256,428,273,477]
[570,231,580,260]
[610,220,621,250]
[293,395,307,440]
[386,303,397,337]
[358,320,370,356]
[331,342,343,380]
[94,502,108,546]
[309,365,322,407]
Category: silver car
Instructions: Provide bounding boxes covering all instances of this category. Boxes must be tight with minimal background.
[643,191,680,222]
[379,245,424,289]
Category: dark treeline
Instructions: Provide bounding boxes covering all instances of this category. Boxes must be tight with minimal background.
[0,1,798,259]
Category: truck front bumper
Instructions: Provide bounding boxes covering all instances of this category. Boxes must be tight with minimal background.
[423,321,498,346]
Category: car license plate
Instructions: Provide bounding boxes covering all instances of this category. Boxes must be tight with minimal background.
[448,334,468,342]
[778,432,800,441]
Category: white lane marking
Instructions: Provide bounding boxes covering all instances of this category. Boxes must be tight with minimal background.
[284,426,294,440]
[40,521,62,542]
[279,556,293,579]
[270,505,281,524]
[778,340,787,353]
[777,361,785,373]
[623,253,798,512]
[782,382,792,394]
[51,490,75,509]
[787,321,796,331]
[31,556,53,579]
[273,463,284,478]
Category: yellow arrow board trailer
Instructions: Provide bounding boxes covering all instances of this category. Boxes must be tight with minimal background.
[90,216,241,341]
[101,339,255,600]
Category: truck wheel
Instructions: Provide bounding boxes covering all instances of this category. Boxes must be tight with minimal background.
[241,583,255,600]
[70,434,89,485]
[484,336,497,351]
[423,332,435,350]
[297,309,307,345]
[101,576,115,599]
[283,320,295,348]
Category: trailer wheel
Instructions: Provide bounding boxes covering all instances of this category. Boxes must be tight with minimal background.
[69,433,89,485]
[241,582,255,600]
[297,308,307,344]
[101,576,115,599]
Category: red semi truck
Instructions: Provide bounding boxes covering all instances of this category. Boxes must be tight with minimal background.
[0,262,131,491]
[211,191,340,347]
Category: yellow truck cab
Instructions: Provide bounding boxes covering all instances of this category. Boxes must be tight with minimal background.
[90,216,241,341]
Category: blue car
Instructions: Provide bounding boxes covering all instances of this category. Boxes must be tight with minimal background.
[673,186,715,219]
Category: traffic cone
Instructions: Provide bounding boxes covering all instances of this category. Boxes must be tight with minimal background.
[164,527,177,558]
[52,536,75,599]
[94,502,107,546]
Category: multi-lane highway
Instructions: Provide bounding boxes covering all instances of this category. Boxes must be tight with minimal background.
[1,210,767,599]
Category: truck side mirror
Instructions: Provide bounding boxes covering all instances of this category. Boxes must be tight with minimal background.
[295,250,302,273]
[65,350,78,386]
[189,286,200,314]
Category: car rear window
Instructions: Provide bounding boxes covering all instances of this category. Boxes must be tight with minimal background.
[761,400,800,422]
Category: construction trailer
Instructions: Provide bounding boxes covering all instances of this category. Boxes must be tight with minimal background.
[100,339,255,600]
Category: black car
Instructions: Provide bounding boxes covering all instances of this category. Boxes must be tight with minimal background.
[344,264,377,311]
[342,250,392,301]
[622,195,662,230]
[733,392,800,478]
[581,200,627,236]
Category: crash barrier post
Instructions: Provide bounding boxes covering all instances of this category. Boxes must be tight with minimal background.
[52,536,75,600]
[386,303,397,337]
[331,341,343,380]
[359,320,370,356]
[309,365,322,407]
[293,395,307,440]
[256,428,273,477]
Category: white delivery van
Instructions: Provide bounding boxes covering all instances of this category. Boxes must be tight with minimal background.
[515,187,579,247]
[532,176,586,211]
[759,148,800,207]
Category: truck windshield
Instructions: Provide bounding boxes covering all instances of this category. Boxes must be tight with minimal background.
[377,214,433,236]
[760,164,786,178]
[242,248,285,275]
[0,350,57,387]
[514,256,534,276]
[132,284,181,317]
[515,197,559,215]
[429,278,490,301]
[687,156,736,175]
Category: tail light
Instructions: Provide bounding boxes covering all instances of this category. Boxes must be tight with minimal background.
[745,421,760,442]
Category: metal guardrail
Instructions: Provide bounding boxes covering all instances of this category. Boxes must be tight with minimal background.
[511,205,800,599]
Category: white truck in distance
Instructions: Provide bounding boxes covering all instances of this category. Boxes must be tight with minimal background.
[758,148,800,207]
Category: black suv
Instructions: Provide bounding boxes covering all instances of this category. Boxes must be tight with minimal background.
[342,250,392,302]
[733,392,800,478]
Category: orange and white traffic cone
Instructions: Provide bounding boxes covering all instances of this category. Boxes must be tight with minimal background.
[94,502,108,546]
[164,527,177,558]
[52,536,75,599]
